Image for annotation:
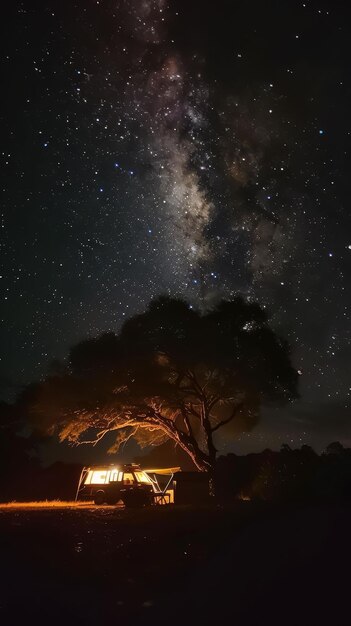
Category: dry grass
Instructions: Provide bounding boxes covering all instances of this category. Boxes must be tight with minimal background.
[0,500,100,510]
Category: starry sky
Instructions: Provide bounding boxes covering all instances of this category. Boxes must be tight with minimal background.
[1,0,351,457]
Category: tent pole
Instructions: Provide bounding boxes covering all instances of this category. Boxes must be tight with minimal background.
[75,467,87,502]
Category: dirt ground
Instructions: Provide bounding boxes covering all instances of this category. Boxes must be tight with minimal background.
[0,501,350,626]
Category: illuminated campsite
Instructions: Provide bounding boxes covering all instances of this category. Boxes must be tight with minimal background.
[75,464,178,505]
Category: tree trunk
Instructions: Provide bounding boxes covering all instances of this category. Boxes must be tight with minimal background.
[207,457,217,498]
[201,402,217,497]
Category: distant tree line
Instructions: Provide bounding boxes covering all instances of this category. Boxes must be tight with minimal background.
[215,442,351,504]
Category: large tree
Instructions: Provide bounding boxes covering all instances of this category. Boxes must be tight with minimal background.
[26,296,298,473]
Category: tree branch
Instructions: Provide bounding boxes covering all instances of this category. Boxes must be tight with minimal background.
[187,402,201,419]
[185,370,204,398]
[207,395,221,411]
[121,426,139,451]
[62,402,212,472]
[211,402,243,433]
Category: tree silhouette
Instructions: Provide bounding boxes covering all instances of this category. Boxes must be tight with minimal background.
[324,441,345,456]
[26,295,298,474]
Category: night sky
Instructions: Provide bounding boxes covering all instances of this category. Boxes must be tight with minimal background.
[1,0,351,458]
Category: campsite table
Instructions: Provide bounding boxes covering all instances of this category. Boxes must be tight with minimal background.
[152,491,171,505]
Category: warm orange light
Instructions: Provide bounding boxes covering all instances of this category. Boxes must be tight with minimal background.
[85,467,122,485]
[134,471,152,484]
[0,501,100,510]
[84,467,155,486]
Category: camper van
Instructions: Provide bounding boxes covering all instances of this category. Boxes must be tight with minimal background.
[75,464,177,507]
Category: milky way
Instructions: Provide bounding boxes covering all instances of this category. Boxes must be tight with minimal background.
[1,0,351,452]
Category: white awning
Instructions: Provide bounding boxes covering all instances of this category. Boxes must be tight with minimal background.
[143,467,181,475]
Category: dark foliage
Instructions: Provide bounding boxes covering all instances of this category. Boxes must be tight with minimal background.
[18,295,298,472]
[215,442,351,504]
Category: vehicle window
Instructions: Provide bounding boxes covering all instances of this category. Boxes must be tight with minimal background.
[123,472,135,485]
[134,471,152,484]
[109,468,120,482]
[90,470,108,484]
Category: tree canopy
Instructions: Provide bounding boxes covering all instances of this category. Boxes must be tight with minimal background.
[24,295,299,472]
